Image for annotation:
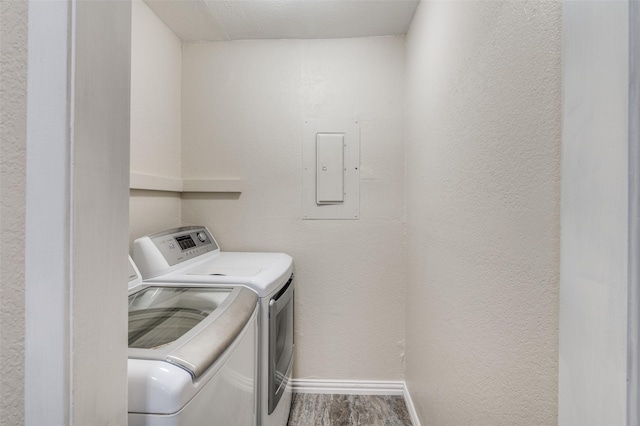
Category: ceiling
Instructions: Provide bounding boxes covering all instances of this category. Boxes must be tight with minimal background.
[144,0,420,42]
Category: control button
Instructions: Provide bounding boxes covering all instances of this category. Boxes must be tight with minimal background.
[197,232,207,242]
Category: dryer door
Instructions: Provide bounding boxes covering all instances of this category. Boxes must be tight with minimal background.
[268,274,294,414]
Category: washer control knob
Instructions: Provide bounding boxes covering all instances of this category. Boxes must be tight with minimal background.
[197,232,207,242]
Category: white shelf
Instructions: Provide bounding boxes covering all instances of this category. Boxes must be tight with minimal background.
[130,173,182,192]
[182,179,243,193]
[130,173,243,193]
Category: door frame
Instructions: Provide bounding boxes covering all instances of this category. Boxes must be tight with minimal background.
[628,2,640,424]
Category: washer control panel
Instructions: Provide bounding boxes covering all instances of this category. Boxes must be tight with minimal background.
[149,227,218,267]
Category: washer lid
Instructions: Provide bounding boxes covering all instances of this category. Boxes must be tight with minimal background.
[128,287,230,350]
[128,286,257,379]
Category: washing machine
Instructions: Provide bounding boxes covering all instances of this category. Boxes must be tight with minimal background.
[133,227,294,426]
[127,257,259,426]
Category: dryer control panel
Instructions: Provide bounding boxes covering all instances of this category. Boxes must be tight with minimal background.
[133,227,219,278]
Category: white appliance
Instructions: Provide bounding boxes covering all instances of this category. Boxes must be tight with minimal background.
[133,227,294,426]
[127,257,259,426]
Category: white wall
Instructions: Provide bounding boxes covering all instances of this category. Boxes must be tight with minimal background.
[130,0,181,178]
[559,2,630,424]
[181,37,407,380]
[71,2,131,422]
[404,1,561,424]
[0,0,27,423]
[129,0,182,246]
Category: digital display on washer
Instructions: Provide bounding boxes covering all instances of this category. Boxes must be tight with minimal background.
[175,235,196,251]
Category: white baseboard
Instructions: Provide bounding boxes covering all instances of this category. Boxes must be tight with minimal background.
[402,382,421,426]
[291,378,404,395]
[290,379,421,426]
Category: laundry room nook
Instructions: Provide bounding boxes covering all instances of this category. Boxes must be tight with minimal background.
[128,0,413,421]
[4,0,638,425]
[128,0,409,423]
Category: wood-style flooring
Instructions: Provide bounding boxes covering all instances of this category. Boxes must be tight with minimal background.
[287,394,412,426]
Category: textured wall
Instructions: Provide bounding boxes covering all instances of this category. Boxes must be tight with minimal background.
[0,0,27,423]
[181,37,406,380]
[129,0,182,248]
[404,1,561,424]
[559,2,629,424]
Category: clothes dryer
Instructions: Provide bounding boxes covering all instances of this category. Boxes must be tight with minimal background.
[133,227,294,426]
[127,257,258,426]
